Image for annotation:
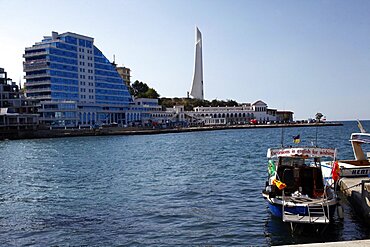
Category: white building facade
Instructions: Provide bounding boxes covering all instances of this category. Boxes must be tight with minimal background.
[185,100,280,125]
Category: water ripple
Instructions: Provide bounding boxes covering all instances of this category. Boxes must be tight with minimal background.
[0,121,369,246]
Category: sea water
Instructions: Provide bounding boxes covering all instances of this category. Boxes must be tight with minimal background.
[0,121,369,246]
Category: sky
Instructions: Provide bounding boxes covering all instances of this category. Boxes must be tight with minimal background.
[1,0,370,121]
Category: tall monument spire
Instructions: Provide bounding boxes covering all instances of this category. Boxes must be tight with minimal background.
[190,26,204,100]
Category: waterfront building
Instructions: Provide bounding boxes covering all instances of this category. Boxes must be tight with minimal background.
[190,27,204,100]
[127,98,162,126]
[185,100,289,125]
[276,111,294,123]
[24,31,133,127]
[0,67,39,130]
[151,105,186,127]
[116,66,131,86]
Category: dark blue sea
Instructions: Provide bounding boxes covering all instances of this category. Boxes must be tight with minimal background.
[0,121,369,246]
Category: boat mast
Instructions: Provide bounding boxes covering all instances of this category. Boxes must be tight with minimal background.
[281,127,284,147]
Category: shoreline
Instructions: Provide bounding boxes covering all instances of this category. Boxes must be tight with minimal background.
[0,122,342,141]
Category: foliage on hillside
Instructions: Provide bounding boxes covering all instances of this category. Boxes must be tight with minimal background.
[159,98,239,111]
[129,80,240,110]
[129,80,160,99]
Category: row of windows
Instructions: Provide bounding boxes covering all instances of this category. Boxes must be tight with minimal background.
[193,113,255,118]
[50,63,78,72]
[96,95,127,102]
[95,69,121,78]
[78,48,93,54]
[79,54,93,60]
[51,92,79,100]
[55,42,77,51]
[94,63,116,71]
[95,82,127,90]
[48,55,77,65]
[79,75,94,80]
[62,36,78,45]
[59,103,76,110]
[80,95,94,99]
[95,76,122,84]
[79,81,94,86]
[79,68,93,73]
[51,78,78,85]
[96,89,130,96]
[50,69,78,79]
[79,39,92,48]
[49,48,77,59]
[79,55,93,61]
[96,101,127,105]
[51,85,78,92]
[43,103,76,110]
[26,70,47,76]
[94,56,110,64]
[80,88,94,93]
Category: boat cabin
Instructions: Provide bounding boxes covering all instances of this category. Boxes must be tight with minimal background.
[267,147,336,198]
[274,157,324,197]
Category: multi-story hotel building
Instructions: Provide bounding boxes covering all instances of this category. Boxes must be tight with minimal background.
[24,31,133,127]
[0,67,39,130]
[116,66,131,86]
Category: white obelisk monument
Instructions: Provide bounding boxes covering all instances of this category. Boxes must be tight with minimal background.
[190,27,204,100]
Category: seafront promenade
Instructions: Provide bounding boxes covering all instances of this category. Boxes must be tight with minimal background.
[0,122,342,140]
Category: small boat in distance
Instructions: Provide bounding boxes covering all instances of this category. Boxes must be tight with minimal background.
[262,146,340,231]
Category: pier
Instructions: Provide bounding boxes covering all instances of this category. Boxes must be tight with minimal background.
[338,177,370,224]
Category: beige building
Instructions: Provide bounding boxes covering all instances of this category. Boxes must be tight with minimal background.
[116,66,131,86]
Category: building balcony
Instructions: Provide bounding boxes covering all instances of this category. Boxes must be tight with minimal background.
[25,44,50,51]
[23,62,49,72]
[24,73,50,79]
[27,95,52,100]
[26,87,51,93]
[24,80,51,87]
[23,50,48,58]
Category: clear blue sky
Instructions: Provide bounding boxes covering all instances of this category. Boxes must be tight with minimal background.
[1,0,370,120]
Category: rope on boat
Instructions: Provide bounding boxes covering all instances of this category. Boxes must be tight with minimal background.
[338,179,362,191]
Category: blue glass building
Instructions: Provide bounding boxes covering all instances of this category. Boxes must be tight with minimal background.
[24,31,133,127]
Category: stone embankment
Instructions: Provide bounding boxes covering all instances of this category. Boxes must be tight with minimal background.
[0,122,342,140]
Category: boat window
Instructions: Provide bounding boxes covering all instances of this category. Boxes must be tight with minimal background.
[279,157,305,167]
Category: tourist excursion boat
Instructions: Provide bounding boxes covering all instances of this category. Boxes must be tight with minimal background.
[262,146,340,228]
[321,121,370,181]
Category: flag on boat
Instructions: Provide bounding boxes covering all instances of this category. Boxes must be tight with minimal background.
[273,179,286,190]
[293,134,300,144]
[331,160,340,181]
[268,160,276,176]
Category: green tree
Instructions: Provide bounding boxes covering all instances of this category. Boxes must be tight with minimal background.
[144,88,160,99]
[315,112,323,122]
[129,80,160,99]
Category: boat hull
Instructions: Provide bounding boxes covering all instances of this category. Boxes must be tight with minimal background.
[266,199,337,220]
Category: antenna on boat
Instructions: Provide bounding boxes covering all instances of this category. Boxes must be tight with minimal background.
[357,119,367,133]
[315,124,318,147]
[280,127,284,147]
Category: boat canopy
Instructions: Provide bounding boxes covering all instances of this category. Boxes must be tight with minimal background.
[267,147,336,158]
[351,133,370,144]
